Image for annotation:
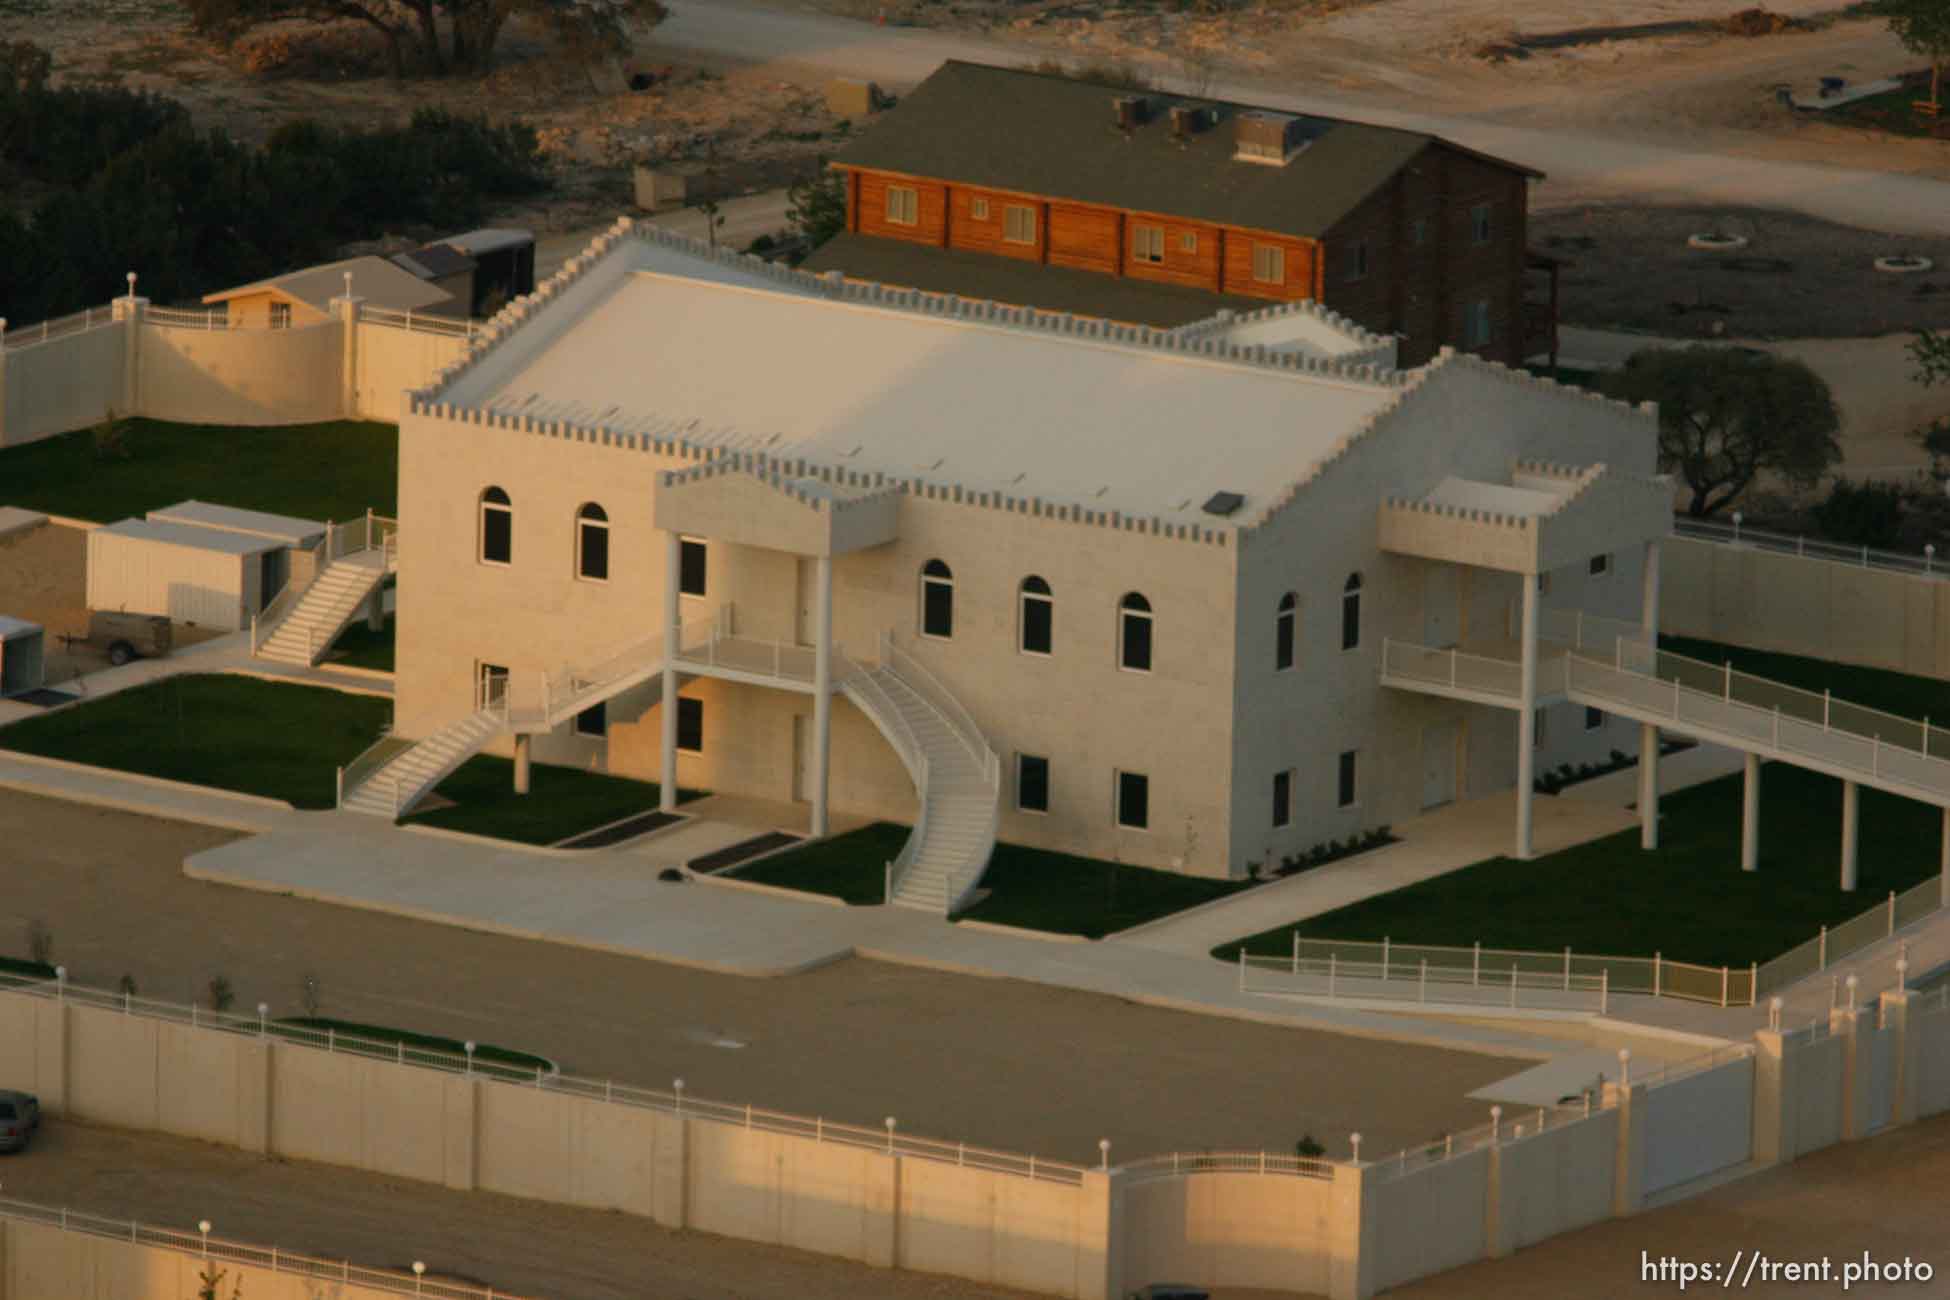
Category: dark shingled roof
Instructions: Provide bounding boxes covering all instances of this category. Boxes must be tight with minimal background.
[801,232,1268,328]
[828,61,1534,240]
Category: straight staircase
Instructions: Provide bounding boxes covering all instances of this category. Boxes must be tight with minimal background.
[253,514,397,668]
[339,709,504,817]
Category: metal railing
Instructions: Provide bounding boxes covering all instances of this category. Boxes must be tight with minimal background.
[0,1197,515,1300]
[1249,937,1755,1007]
[326,510,399,565]
[1756,874,1950,995]
[1379,638,1568,703]
[249,577,303,656]
[1,304,118,350]
[878,628,1001,910]
[337,726,404,809]
[1675,516,1950,582]
[1120,1151,1335,1185]
[361,306,480,338]
[1374,1099,1597,1180]
[0,971,1090,1186]
[143,304,245,330]
[1538,608,1650,657]
[671,603,838,688]
[1241,949,1617,1012]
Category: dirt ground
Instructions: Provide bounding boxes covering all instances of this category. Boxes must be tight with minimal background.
[0,789,1525,1164]
[1537,205,1950,339]
[0,522,86,638]
[1,1121,1044,1300]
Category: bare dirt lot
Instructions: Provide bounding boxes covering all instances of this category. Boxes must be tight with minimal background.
[3,1121,1043,1300]
[0,790,1524,1164]
[1537,205,1950,339]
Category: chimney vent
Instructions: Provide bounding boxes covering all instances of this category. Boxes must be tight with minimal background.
[1169,105,1204,137]
[1113,95,1147,131]
[1233,110,1313,165]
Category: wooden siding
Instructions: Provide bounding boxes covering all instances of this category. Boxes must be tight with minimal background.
[1123,212,1223,292]
[950,186,1047,263]
[1047,202,1122,275]
[855,171,948,246]
[1220,232,1316,302]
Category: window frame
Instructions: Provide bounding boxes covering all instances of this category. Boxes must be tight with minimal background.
[1118,592,1153,674]
[1337,750,1359,810]
[1016,753,1050,814]
[1275,592,1298,671]
[1340,574,1362,653]
[1018,576,1054,657]
[1471,202,1493,245]
[575,503,609,583]
[477,661,510,711]
[269,301,292,330]
[679,536,708,598]
[676,696,704,754]
[575,702,607,738]
[1463,298,1493,349]
[1133,224,1165,264]
[921,559,955,640]
[479,487,513,568]
[1251,242,1286,285]
[1411,217,1429,248]
[885,185,918,227]
[970,195,991,221]
[1180,230,1198,254]
[1346,239,1369,283]
[1585,706,1606,732]
[1273,768,1293,828]
[1534,708,1548,747]
[1115,769,1150,831]
[1002,204,1037,245]
[1589,553,1612,578]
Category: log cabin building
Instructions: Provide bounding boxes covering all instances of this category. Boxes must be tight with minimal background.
[805,61,1557,367]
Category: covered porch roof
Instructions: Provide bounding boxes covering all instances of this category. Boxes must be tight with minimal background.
[653,458,901,556]
[1377,461,1671,576]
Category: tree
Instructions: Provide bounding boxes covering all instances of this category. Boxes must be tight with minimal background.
[1870,0,1950,107]
[1601,347,1842,518]
[1911,327,1950,389]
[181,0,665,78]
[785,165,845,256]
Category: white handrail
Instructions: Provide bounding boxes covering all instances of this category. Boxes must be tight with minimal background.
[250,577,302,655]
[1675,515,1948,581]
[338,726,398,807]
[880,627,996,779]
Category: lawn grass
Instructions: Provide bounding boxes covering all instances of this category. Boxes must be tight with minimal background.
[1828,86,1946,141]
[0,417,398,522]
[401,756,698,846]
[1215,763,1944,969]
[330,613,395,672]
[732,822,910,904]
[0,674,389,809]
[278,1017,551,1072]
[1663,635,1950,724]
[735,821,1251,934]
[0,957,56,979]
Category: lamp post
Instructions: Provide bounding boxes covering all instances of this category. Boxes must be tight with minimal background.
[413,1261,426,1295]
[199,1220,212,1258]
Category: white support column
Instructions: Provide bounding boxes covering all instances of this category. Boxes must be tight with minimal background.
[112,274,147,416]
[811,553,833,838]
[1638,539,1662,851]
[0,318,9,442]
[1515,574,1540,860]
[512,733,531,795]
[1841,780,1860,892]
[1741,753,1761,872]
[1941,807,1950,908]
[334,283,364,419]
[660,531,681,814]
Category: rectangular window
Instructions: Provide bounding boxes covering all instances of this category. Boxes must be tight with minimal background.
[1116,770,1150,830]
[1120,608,1152,673]
[1133,225,1164,264]
[481,505,512,566]
[576,703,606,738]
[477,662,509,711]
[1534,708,1548,747]
[676,696,704,753]
[1180,231,1198,254]
[1585,706,1606,732]
[1537,572,1552,596]
[1463,299,1492,348]
[679,537,708,597]
[1003,204,1036,244]
[1020,590,1052,656]
[269,301,292,329]
[1411,217,1429,247]
[971,195,991,221]
[1251,242,1285,285]
[1017,754,1050,814]
[1589,553,1611,577]
[885,185,918,226]
[1346,240,1368,283]
[1471,202,1493,245]
[1273,769,1292,828]
[1337,750,1358,809]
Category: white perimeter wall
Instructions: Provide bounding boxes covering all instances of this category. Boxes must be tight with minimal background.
[354,321,467,423]
[2,1219,415,1300]
[1119,1170,1344,1296]
[138,321,343,426]
[0,325,124,449]
[1639,1056,1753,1196]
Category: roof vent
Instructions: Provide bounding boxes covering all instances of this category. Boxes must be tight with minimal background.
[1113,95,1148,131]
[1202,491,1245,517]
[1169,105,1205,137]
[1233,111,1312,165]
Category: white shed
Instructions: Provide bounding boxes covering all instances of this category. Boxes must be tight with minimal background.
[86,519,282,632]
[146,501,327,599]
[0,616,45,697]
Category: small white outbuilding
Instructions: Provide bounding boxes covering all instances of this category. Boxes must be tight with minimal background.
[0,615,45,697]
[146,501,326,598]
[86,519,284,632]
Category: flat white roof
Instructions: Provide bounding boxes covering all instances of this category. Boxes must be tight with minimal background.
[148,500,324,545]
[0,507,48,541]
[447,253,1399,525]
[98,518,281,556]
[1424,477,1565,518]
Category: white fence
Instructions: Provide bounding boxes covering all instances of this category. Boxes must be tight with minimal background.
[0,1198,510,1300]
[362,305,479,338]
[1756,875,1950,995]
[1674,516,1950,584]
[1,304,118,351]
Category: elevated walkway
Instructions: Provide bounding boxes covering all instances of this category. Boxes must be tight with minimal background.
[252,514,397,667]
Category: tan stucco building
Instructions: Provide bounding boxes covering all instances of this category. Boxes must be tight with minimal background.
[374,222,1668,903]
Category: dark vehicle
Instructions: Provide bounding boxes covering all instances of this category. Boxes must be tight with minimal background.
[0,1090,40,1152]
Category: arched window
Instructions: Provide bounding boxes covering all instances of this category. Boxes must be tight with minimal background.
[1275,592,1298,671]
[1019,576,1053,656]
[1119,592,1153,672]
[921,559,955,639]
[575,503,609,581]
[1341,573,1362,651]
[479,487,512,565]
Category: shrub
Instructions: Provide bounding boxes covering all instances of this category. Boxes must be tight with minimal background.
[1812,479,1906,549]
[1295,1133,1326,1159]
[207,974,235,1013]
